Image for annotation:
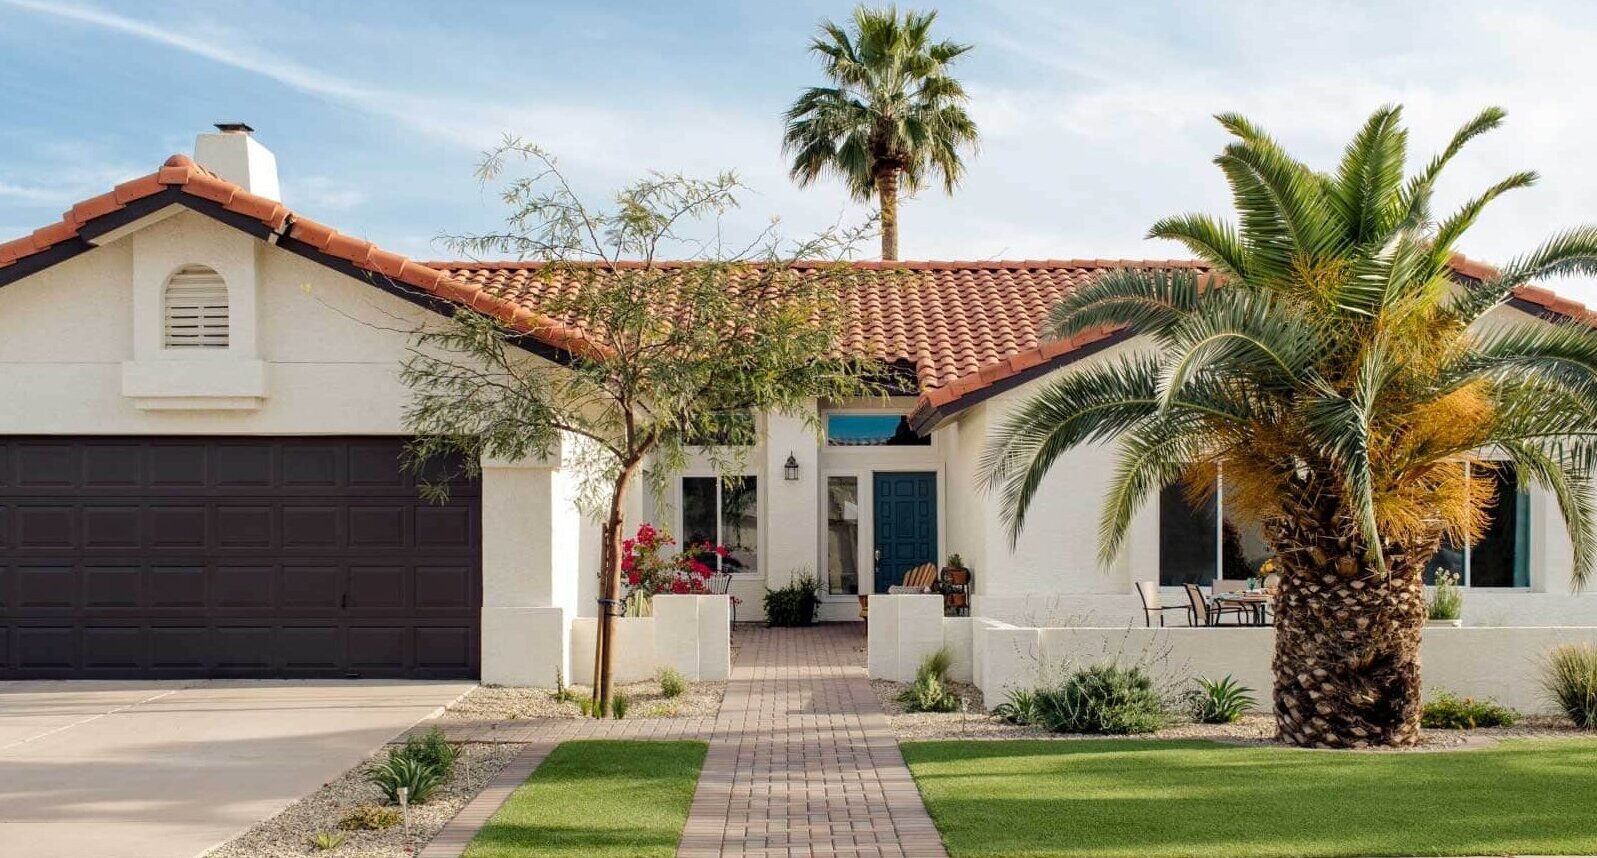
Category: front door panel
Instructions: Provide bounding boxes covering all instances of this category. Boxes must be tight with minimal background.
[872,472,937,593]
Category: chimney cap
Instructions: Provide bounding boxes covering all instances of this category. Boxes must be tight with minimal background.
[213,122,254,134]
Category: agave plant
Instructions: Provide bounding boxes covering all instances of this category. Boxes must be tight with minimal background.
[983,105,1597,747]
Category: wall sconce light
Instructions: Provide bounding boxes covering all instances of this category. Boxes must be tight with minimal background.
[783,453,800,481]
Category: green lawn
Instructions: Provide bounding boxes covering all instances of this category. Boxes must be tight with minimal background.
[902,738,1597,858]
[462,740,707,858]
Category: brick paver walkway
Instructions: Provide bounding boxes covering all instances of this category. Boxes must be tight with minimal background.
[419,624,946,858]
[678,625,947,858]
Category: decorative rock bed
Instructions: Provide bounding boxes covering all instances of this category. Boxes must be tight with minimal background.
[207,742,523,858]
[441,679,724,721]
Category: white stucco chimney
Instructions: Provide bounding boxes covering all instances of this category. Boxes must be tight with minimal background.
[193,123,280,201]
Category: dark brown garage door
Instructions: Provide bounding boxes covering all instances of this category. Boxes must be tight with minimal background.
[0,437,480,679]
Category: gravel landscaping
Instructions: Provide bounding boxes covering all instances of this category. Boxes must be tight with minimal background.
[441,678,724,721]
[871,678,1590,748]
[207,741,524,858]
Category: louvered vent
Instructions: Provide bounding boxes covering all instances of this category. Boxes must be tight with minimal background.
[163,265,229,348]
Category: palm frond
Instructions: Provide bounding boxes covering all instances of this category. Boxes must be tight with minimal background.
[1044,268,1203,343]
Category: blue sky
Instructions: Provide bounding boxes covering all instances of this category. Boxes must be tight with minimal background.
[4,1,1597,299]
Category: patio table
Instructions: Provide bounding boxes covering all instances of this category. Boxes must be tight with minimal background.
[1213,590,1273,625]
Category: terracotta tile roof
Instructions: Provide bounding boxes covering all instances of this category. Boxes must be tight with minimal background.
[0,155,601,358]
[1450,252,1597,325]
[427,259,1208,394]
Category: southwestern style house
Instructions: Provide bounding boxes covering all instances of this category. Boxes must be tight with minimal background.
[0,128,1592,684]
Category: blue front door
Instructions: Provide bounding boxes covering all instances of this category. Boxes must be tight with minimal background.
[873,472,937,593]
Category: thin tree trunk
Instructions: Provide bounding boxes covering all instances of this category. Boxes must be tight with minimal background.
[877,168,899,261]
[1268,514,1438,748]
[591,464,636,717]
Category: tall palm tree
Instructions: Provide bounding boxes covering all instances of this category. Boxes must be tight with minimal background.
[783,5,979,261]
[982,106,1597,748]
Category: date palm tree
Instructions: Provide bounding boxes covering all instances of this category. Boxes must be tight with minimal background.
[982,105,1597,747]
[782,5,978,261]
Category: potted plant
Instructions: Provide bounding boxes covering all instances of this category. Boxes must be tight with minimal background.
[763,570,821,627]
[1427,570,1464,627]
[941,553,971,586]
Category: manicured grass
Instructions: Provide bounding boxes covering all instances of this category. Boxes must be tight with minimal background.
[902,738,1597,858]
[462,740,706,858]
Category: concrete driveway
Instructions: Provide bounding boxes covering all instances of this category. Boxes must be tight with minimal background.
[0,680,474,858]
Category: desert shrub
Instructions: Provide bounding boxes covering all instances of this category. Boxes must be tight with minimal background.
[991,688,1039,726]
[658,666,688,699]
[551,667,580,704]
[1187,675,1257,724]
[1034,664,1166,735]
[764,572,820,627]
[1421,691,1520,729]
[368,755,446,805]
[578,696,596,717]
[392,727,459,778]
[308,831,347,850]
[612,691,631,719]
[338,804,402,831]
[897,648,961,713]
[1428,570,1464,620]
[1544,643,1597,728]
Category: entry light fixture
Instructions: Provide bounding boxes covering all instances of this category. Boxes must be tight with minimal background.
[784,453,800,481]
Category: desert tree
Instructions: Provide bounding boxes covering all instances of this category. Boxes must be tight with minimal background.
[983,106,1597,747]
[402,140,882,712]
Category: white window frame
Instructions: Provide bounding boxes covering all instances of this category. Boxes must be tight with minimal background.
[677,473,762,576]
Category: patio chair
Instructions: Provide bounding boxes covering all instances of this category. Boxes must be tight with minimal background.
[888,562,939,594]
[706,572,736,624]
[1184,582,1251,626]
[1136,581,1189,627]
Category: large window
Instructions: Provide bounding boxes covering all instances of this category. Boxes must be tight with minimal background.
[1425,463,1530,587]
[1159,463,1528,588]
[826,476,860,595]
[825,413,929,447]
[681,476,759,575]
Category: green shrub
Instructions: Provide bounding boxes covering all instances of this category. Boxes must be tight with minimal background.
[1188,675,1257,724]
[897,647,961,713]
[1034,664,1166,735]
[764,572,820,627]
[578,696,596,717]
[308,831,347,851]
[657,666,688,699]
[1421,691,1520,729]
[612,691,631,720]
[991,688,1039,726]
[392,727,459,778]
[1544,643,1597,728]
[368,755,446,805]
[551,667,580,704]
[338,804,402,831]
[1428,570,1464,621]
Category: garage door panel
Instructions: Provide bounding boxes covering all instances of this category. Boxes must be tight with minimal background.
[84,565,141,608]
[17,565,74,609]
[0,437,479,679]
[84,444,142,486]
[17,506,74,547]
[147,444,208,487]
[214,564,274,608]
[84,506,141,547]
[84,626,142,669]
[216,506,273,547]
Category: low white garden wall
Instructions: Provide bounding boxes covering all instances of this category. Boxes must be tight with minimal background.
[489,594,730,687]
[869,595,1597,714]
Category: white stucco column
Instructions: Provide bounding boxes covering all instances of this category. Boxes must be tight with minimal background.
[764,404,821,590]
[480,447,581,687]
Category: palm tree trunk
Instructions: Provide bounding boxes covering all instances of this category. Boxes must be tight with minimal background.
[877,168,899,261]
[1269,515,1438,748]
